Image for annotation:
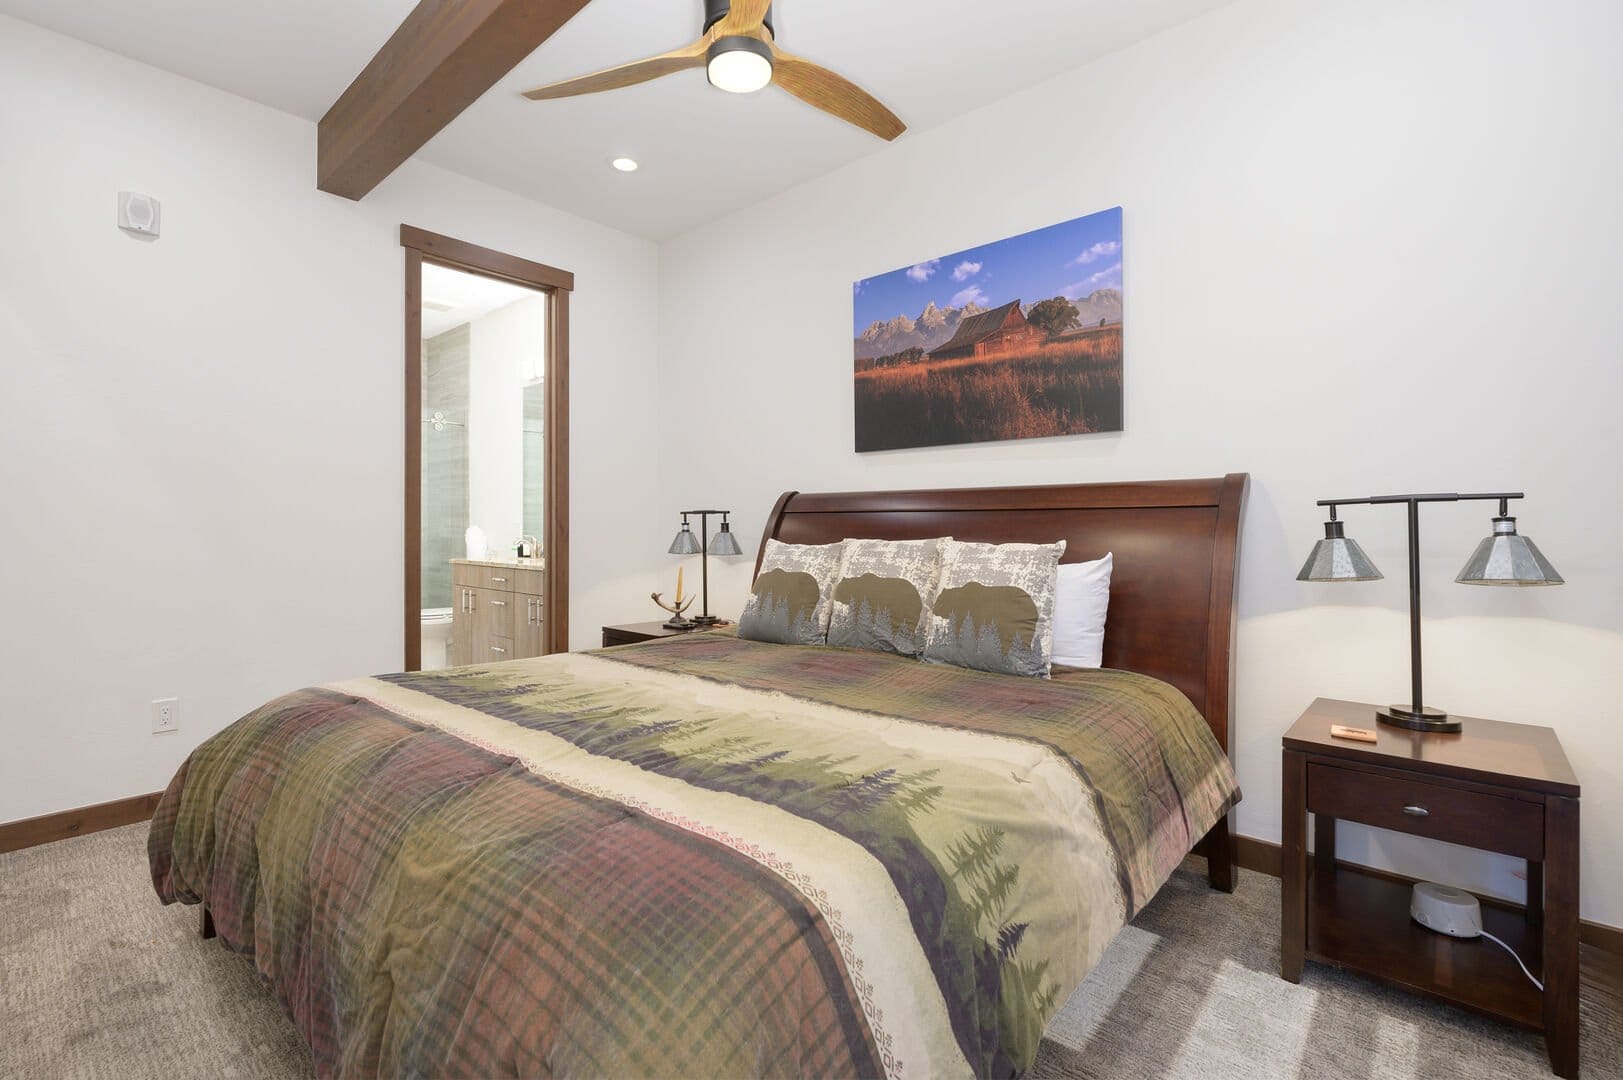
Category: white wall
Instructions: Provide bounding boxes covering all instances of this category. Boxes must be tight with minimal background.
[466,295,544,549]
[657,0,1623,926]
[0,15,667,823]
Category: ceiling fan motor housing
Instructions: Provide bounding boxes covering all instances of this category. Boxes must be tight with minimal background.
[704,0,773,35]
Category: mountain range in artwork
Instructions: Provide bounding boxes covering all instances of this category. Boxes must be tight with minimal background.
[853,207,1124,452]
[854,289,1122,361]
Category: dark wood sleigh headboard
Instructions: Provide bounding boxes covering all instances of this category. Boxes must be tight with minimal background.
[754,474,1249,755]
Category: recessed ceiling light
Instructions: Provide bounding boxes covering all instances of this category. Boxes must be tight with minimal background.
[611,156,639,173]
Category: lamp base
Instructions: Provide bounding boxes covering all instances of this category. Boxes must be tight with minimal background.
[1376,704,1461,734]
[690,614,722,626]
[662,615,696,630]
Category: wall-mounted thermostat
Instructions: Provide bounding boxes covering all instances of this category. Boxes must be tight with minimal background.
[118,191,161,237]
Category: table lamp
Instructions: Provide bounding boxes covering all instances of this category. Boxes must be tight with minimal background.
[1297,492,1562,732]
[668,510,743,625]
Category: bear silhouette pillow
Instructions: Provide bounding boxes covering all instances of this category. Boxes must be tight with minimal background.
[737,539,845,645]
[923,538,1066,677]
[826,537,949,657]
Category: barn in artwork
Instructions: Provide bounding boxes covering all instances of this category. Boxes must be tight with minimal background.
[928,300,1044,361]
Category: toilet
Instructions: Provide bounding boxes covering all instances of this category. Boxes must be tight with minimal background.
[421,608,454,670]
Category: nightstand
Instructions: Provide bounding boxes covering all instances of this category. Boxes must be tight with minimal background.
[1282,698,1581,1077]
[600,621,726,648]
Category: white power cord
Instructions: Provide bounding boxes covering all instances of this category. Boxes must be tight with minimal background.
[1480,930,1544,991]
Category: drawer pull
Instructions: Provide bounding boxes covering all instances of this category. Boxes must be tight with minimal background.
[1402,805,1429,817]
[490,645,507,654]
[491,599,507,607]
[491,576,507,584]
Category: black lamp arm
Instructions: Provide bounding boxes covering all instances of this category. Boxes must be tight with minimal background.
[1316,491,1524,510]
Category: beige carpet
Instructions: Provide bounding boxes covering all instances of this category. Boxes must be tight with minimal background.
[1,825,1617,1079]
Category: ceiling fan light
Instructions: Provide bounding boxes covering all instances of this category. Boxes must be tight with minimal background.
[707,36,773,94]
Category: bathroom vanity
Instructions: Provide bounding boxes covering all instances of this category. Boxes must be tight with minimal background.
[450,558,545,666]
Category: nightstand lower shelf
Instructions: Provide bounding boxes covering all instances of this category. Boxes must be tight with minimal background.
[1307,864,1544,1031]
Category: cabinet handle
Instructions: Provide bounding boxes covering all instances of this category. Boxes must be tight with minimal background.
[1402,805,1429,817]
[490,645,507,655]
[491,576,507,584]
[491,599,507,607]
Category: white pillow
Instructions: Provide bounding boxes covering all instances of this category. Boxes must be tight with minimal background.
[1050,553,1112,668]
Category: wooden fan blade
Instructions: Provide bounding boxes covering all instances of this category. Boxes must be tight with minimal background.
[769,46,905,141]
[717,0,772,36]
[521,40,707,100]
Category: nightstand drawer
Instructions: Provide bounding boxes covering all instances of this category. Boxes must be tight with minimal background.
[1307,762,1543,859]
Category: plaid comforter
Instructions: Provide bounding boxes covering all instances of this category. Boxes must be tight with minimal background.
[149,632,1238,1078]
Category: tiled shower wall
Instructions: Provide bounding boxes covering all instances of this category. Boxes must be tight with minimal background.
[422,324,470,611]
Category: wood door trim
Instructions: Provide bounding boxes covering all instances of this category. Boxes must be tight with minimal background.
[400,226,575,292]
[0,792,163,855]
[544,287,570,653]
[402,225,572,667]
[404,244,424,669]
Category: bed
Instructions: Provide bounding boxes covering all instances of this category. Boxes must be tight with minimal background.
[149,474,1248,1078]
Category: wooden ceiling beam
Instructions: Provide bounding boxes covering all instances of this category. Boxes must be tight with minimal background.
[318,0,593,201]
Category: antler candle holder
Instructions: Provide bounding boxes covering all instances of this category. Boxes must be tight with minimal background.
[652,566,696,630]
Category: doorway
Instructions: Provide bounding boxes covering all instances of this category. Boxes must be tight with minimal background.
[401,226,571,670]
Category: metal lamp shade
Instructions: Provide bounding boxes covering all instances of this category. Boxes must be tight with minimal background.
[1456,517,1563,586]
[1297,520,1383,582]
[709,523,743,556]
[668,526,702,555]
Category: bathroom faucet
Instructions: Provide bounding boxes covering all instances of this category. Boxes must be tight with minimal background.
[516,535,540,560]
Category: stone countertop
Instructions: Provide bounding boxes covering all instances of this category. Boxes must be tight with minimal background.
[450,557,545,568]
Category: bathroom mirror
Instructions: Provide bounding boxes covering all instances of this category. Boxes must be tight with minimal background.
[402,226,571,671]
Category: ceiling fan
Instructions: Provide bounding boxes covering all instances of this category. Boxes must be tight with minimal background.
[520,0,905,141]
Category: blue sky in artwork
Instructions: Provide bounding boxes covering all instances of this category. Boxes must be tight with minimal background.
[853,206,1122,331]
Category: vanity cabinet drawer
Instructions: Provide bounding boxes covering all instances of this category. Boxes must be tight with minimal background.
[452,562,483,588]
[1307,762,1543,859]
[475,588,516,638]
[484,636,515,662]
[479,565,518,592]
[513,567,544,596]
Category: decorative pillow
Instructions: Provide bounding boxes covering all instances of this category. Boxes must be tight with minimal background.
[737,539,844,645]
[923,538,1066,677]
[1050,553,1113,669]
[826,537,949,657]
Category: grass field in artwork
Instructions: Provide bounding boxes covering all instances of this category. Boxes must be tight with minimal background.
[854,338,1123,452]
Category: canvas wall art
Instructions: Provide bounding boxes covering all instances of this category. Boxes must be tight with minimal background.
[853,206,1123,452]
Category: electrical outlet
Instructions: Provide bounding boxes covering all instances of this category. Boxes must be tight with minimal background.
[151,697,179,735]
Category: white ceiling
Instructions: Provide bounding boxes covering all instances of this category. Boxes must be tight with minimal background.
[0,0,1234,238]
